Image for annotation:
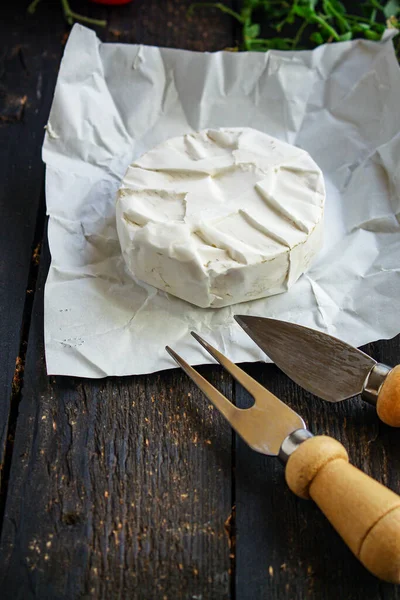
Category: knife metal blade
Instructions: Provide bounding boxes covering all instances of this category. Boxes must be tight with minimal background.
[166,334,400,582]
[234,315,386,403]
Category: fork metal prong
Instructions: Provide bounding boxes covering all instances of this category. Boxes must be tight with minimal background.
[191,331,272,406]
[166,341,305,456]
[166,346,239,425]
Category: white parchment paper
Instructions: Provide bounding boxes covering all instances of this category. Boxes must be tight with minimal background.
[43,24,400,377]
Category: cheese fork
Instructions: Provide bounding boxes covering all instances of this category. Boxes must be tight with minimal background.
[166,333,400,584]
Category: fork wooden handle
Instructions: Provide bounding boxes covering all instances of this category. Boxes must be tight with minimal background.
[376,365,400,427]
[285,435,400,583]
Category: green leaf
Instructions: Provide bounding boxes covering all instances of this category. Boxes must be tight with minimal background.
[383,0,400,19]
[247,35,295,49]
[368,0,386,9]
[310,32,324,44]
[245,23,261,39]
[194,0,397,55]
[27,0,42,13]
[329,0,346,14]
[266,37,295,50]
[293,5,314,19]
[323,0,346,17]
[339,31,353,40]
[383,0,400,17]
[364,29,382,39]
[354,22,372,30]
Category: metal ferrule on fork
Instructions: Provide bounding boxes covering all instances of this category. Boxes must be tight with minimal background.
[278,429,314,464]
[166,333,400,584]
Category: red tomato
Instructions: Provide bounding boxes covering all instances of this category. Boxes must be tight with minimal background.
[90,0,133,4]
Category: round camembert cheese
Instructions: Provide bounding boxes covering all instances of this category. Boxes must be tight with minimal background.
[116,128,325,308]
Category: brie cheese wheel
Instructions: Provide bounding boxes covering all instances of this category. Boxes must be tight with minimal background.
[116,128,325,308]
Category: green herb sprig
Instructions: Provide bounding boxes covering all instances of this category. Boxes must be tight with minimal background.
[28,0,107,28]
[188,0,400,51]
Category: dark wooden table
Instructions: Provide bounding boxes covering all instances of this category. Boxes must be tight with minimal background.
[1,1,400,598]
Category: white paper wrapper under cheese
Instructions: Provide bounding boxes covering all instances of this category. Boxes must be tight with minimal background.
[116,127,325,308]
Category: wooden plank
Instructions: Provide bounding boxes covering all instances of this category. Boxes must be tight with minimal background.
[4,1,400,598]
[0,237,233,598]
[69,0,236,51]
[0,2,67,467]
[0,1,235,598]
[235,342,400,600]
[0,0,235,463]
[225,4,400,594]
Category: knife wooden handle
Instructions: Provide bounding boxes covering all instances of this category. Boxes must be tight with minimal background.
[285,435,400,583]
[376,365,400,427]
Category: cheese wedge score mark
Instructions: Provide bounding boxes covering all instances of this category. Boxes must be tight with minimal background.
[116,128,325,308]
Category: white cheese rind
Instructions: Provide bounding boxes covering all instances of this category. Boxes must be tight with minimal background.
[116,128,325,308]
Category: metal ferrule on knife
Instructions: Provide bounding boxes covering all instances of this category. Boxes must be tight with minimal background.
[363,363,393,406]
[166,331,400,583]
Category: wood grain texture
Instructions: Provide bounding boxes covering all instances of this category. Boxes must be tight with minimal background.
[1,1,400,599]
[0,1,66,466]
[69,0,235,50]
[286,436,400,583]
[0,237,233,599]
[0,2,235,598]
[235,351,400,600]
[286,436,349,500]
[0,0,235,466]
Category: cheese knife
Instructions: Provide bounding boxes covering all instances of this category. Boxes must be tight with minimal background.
[235,316,400,427]
[166,333,400,583]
